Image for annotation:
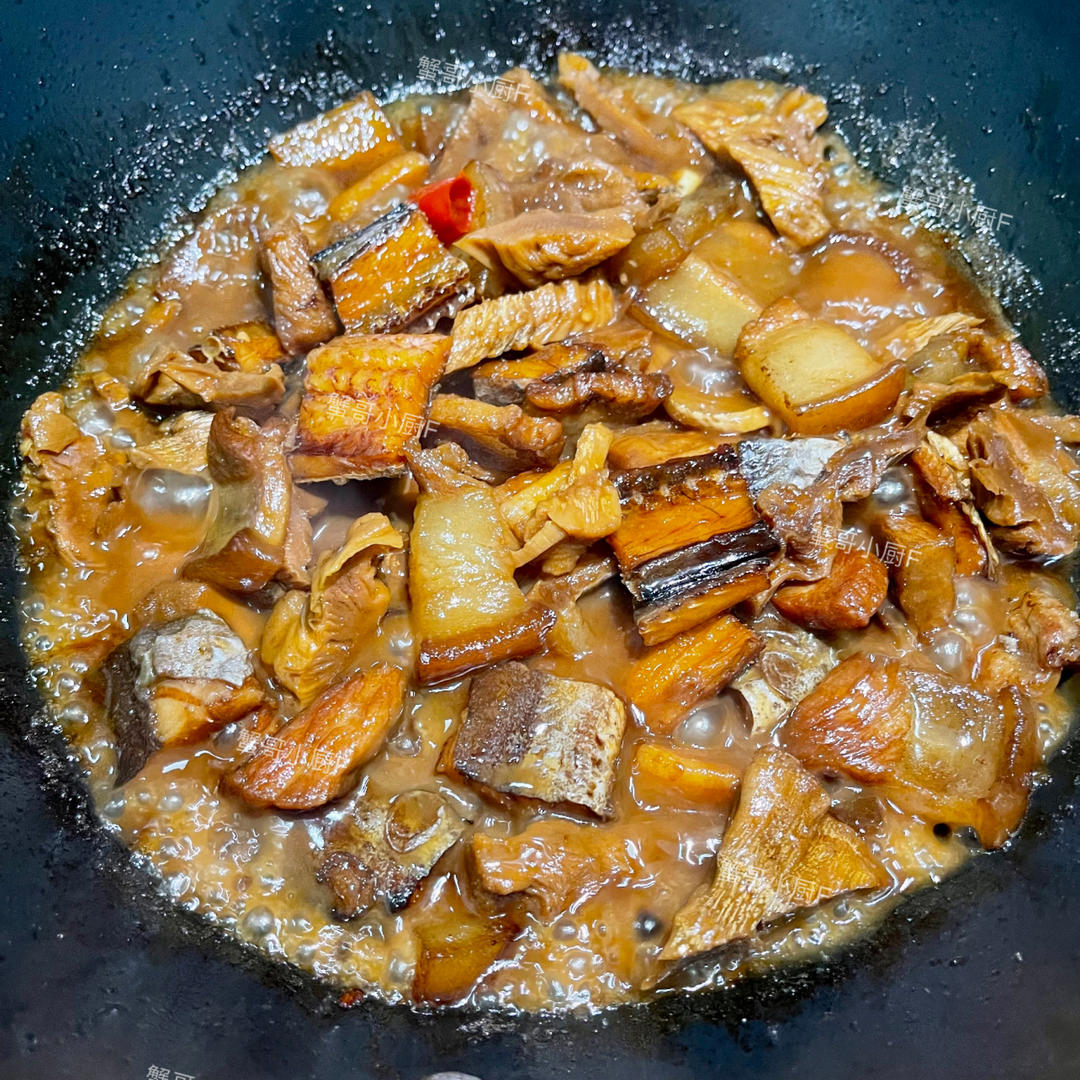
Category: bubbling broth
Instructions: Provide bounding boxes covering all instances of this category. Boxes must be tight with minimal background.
[13,56,1080,1012]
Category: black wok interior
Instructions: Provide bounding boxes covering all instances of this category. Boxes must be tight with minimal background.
[2,1,1080,1077]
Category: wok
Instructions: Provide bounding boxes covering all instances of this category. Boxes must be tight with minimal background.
[2,1,1080,1077]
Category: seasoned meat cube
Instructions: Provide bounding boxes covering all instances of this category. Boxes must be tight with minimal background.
[425,393,565,473]
[258,219,339,355]
[961,405,1080,557]
[261,513,404,703]
[772,548,889,631]
[268,91,403,175]
[454,662,628,817]
[781,653,1035,847]
[316,789,466,918]
[222,663,405,810]
[291,333,449,481]
[104,612,262,784]
[132,323,286,412]
[659,747,887,961]
[471,818,655,917]
[410,487,557,683]
[874,512,956,636]
[457,208,635,287]
[182,410,294,593]
[312,203,469,333]
[625,613,763,733]
[446,278,616,374]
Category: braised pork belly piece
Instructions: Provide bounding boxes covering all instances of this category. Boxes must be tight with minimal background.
[780,654,1038,848]
[17,55,1080,1013]
[410,486,557,683]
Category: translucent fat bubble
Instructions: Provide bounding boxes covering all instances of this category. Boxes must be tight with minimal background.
[130,468,213,530]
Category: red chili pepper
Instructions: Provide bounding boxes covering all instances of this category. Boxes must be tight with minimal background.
[409,174,475,245]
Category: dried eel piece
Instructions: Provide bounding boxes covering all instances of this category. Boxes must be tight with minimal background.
[313,203,469,334]
[104,612,263,784]
[609,447,779,641]
[453,661,628,817]
[446,278,616,374]
[292,333,449,481]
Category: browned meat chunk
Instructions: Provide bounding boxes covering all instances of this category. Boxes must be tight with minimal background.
[291,333,449,481]
[132,324,286,412]
[453,662,628,817]
[261,514,404,703]
[222,663,405,810]
[624,613,763,733]
[735,299,905,434]
[961,406,1080,557]
[457,208,635,286]
[312,203,469,333]
[524,368,672,421]
[412,892,520,1005]
[1007,589,1080,670]
[772,548,889,630]
[873,512,956,636]
[258,218,339,354]
[182,410,294,593]
[316,789,466,918]
[781,653,1034,847]
[660,747,887,961]
[104,612,263,784]
[446,278,616,374]
[471,818,656,917]
[425,393,565,473]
